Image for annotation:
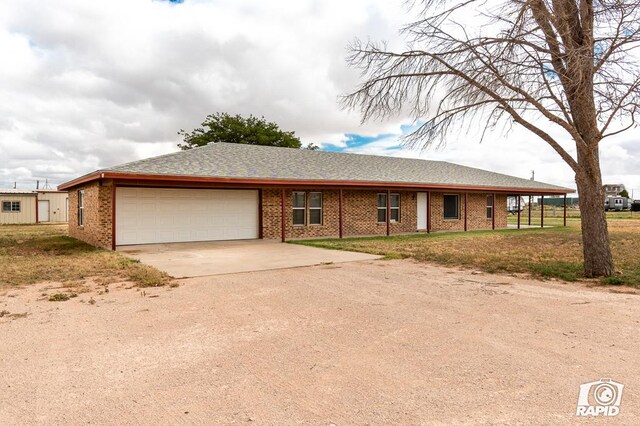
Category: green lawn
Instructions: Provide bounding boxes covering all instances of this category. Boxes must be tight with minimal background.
[292,219,640,287]
[0,224,170,289]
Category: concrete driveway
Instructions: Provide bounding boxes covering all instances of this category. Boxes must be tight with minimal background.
[117,240,381,277]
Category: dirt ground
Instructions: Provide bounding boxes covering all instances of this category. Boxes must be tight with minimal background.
[1,259,638,425]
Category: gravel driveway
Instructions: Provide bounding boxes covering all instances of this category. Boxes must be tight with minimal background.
[1,259,638,424]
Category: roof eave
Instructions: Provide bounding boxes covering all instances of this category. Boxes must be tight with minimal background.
[60,171,573,194]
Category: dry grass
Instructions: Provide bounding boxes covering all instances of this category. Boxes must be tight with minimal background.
[0,224,171,289]
[293,220,640,287]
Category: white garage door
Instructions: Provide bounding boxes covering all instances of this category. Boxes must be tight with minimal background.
[116,188,259,246]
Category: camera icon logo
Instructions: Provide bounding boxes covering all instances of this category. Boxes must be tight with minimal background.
[576,378,624,417]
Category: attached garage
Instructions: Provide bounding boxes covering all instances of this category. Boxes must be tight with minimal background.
[115,188,259,246]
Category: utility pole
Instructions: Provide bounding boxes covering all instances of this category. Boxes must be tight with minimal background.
[36,180,40,190]
[530,170,535,181]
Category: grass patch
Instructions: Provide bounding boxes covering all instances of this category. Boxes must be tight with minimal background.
[0,224,171,289]
[292,220,640,287]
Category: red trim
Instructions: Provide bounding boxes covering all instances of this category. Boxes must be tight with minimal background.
[338,188,343,239]
[464,192,468,231]
[386,189,391,236]
[35,193,39,223]
[563,194,567,227]
[492,192,496,230]
[540,195,545,228]
[517,195,521,229]
[59,171,573,195]
[281,188,286,243]
[426,191,431,233]
[111,185,116,250]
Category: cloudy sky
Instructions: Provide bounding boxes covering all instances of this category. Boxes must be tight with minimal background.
[1,0,639,196]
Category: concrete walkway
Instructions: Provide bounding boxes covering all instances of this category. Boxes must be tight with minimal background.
[117,240,381,278]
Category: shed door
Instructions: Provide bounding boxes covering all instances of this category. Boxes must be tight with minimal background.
[38,200,50,222]
[115,188,259,246]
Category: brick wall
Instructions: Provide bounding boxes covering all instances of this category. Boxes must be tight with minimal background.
[68,180,113,249]
[69,184,510,249]
[428,192,507,231]
[262,189,417,240]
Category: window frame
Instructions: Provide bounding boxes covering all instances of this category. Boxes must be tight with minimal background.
[308,192,323,226]
[77,190,85,226]
[443,194,460,220]
[377,193,401,223]
[1,200,21,213]
[292,191,306,226]
[486,194,494,219]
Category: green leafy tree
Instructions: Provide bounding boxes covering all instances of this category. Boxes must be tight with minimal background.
[619,189,629,198]
[179,113,302,150]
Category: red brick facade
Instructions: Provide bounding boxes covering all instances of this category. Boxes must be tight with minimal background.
[68,180,114,250]
[68,183,509,249]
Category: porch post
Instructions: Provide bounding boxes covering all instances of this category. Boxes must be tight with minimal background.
[426,191,431,233]
[540,195,545,228]
[111,185,117,250]
[281,188,286,242]
[528,195,532,226]
[338,188,343,238]
[517,194,521,229]
[386,189,391,236]
[464,192,468,231]
[492,192,496,230]
[563,194,567,227]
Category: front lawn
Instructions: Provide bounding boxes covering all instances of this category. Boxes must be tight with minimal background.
[0,224,170,289]
[292,220,640,287]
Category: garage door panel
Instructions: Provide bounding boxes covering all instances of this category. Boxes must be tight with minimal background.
[116,188,258,245]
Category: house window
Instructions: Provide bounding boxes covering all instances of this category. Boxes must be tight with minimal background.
[309,192,322,225]
[292,192,306,225]
[443,194,459,219]
[377,193,401,223]
[486,195,494,219]
[78,190,85,226]
[1,201,20,212]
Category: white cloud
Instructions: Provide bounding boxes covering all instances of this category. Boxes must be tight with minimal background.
[0,0,638,197]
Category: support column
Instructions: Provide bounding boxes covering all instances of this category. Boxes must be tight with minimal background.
[528,195,532,226]
[386,189,391,236]
[563,194,567,227]
[540,195,545,228]
[517,194,521,229]
[492,192,496,230]
[338,189,343,238]
[464,192,468,231]
[426,191,431,233]
[35,192,39,224]
[111,185,117,250]
[281,188,286,242]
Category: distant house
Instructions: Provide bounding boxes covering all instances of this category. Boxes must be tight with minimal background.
[0,189,68,224]
[59,143,573,250]
[603,183,625,197]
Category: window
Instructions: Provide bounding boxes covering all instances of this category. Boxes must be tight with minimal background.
[309,192,322,225]
[78,190,84,226]
[443,194,459,219]
[292,191,306,225]
[390,194,400,222]
[486,195,494,219]
[377,193,387,222]
[377,193,401,223]
[1,201,20,212]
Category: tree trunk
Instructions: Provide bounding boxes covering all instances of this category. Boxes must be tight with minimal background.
[575,146,614,277]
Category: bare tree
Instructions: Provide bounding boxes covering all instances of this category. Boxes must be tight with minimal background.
[343,0,640,277]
